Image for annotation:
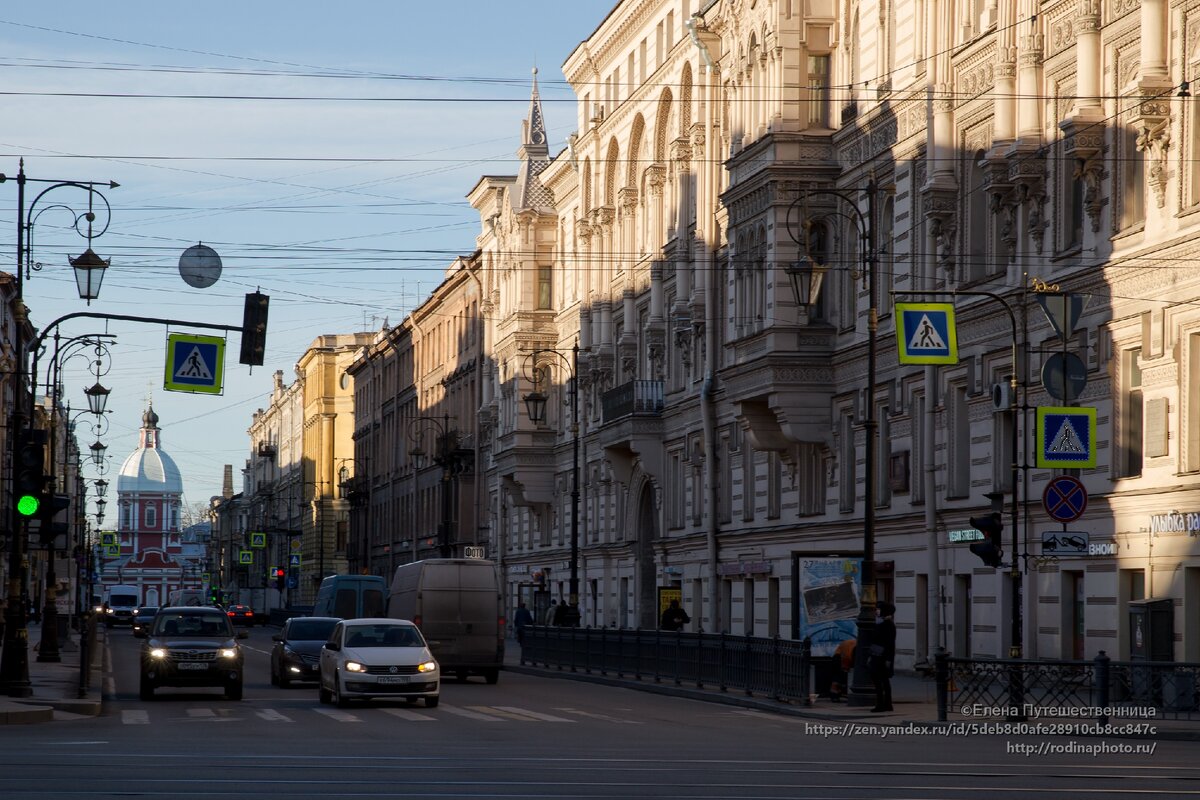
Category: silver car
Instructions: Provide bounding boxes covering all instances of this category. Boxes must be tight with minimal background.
[318,618,439,708]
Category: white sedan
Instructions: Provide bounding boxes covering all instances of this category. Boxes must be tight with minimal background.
[318,618,440,708]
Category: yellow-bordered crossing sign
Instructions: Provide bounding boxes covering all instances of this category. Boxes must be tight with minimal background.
[896,302,958,365]
[164,333,225,395]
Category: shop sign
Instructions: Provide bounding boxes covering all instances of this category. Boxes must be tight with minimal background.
[1148,511,1200,537]
[717,561,772,576]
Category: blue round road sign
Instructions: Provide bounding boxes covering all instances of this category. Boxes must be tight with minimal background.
[1043,476,1087,523]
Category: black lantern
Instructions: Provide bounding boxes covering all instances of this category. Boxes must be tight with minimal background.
[84,381,110,415]
[70,248,110,304]
[523,388,548,424]
[788,255,828,310]
[89,440,107,466]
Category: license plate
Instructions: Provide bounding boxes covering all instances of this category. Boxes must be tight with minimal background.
[177,662,208,671]
[377,675,412,685]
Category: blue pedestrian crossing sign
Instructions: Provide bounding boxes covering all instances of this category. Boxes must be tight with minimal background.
[1036,406,1097,469]
[895,302,958,364]
[288,553,302,567]
[164,333,225,395]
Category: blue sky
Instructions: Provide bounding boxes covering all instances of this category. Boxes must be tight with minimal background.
[0,2,614,515]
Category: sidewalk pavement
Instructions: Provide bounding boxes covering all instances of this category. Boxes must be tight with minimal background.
[503,640,1200,740]
[0,622,105,724]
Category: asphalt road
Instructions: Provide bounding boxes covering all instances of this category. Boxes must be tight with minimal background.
[0,627,1197,799]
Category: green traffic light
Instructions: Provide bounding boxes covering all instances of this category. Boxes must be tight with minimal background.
[16,494,40,517]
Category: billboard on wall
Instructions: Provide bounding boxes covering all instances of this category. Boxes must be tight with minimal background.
[797,557,862,658]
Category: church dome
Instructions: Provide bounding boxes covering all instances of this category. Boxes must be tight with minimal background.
[116,404,183,495]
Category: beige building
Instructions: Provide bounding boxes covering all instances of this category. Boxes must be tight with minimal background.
[341,0,1200,666]
[347,258,484,580]
[241,333,373,605]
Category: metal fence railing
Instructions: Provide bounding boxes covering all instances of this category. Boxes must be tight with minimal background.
[521,626,814,704]
[522,628,1200,723]
[936,650,1200,722]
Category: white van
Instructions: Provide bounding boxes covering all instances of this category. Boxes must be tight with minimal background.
[104,584,140,627]
[387,559,504,684]
[313,575,388,620]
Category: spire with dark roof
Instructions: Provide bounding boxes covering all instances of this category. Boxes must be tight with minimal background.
[514,67,555,211]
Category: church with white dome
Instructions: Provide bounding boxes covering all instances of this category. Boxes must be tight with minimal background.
[98,405,194,607]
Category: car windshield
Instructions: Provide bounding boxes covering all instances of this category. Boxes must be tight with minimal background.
[154,611,232,637]
[344,624,424,648]
[288,619,338,641]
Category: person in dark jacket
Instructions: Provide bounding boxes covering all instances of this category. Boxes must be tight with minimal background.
[660,599,690,631]
[870,601,897,712]
[513,601,534,645]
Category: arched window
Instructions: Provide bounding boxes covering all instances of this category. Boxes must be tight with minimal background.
[145,504,157,529]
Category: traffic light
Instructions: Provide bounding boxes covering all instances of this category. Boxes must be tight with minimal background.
[239,291,269,366]
[969,512,1004,568]
[14,429,47,518]
[36,493,71,544]
[273,567,285,591]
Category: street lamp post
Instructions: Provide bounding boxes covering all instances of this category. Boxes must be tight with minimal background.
[1,161,118,696]
[521,343,581,627]
[336,458,370,573]
[789,182,879,705]
[407,416,457,559]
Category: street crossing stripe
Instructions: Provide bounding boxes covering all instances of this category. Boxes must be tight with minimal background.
[312,708,360,722]
[440,705,504,722]
[122,709,149,725]
[491,705,574,722]
[256,709,293,722]
[555,706,644,724]
[379,707,436,722]
[186,708,216,718]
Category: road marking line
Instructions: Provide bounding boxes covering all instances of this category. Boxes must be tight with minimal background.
[256,709,293,722]
[187,708,216,718]
[312,708,360,722]
[490,705,574,722]
[440,706,504,722]
[122,710,149,725]
[379,708,436,722]
[554,707,643,724]
[728,708,807,724]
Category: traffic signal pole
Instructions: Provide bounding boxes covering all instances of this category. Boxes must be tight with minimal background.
[2,305,265,695]
[893,289,1023,662]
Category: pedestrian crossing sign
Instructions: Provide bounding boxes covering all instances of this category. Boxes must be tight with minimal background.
[1036,406,1097,469]
[164,333,225,395]
[239,549,253,565]
[250,532,266,549]
[895,302,958,364]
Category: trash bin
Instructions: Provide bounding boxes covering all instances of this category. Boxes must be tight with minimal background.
[1129,599,1173,704]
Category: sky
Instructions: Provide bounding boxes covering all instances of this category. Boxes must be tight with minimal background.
[1,2,615,519]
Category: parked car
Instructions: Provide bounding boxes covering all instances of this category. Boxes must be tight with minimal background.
[139,606,248,701]
[318,618,439,708]
[224,604,256,626]
[271,616,340,687]
[131,606,159,636]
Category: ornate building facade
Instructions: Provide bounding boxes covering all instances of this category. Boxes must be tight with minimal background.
[334,0,1200,666]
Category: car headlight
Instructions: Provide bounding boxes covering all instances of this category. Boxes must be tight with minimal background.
[417,661,438,673]
[149,648,167,659]
[344,661,366,673]
[106,608,115,614]
[219,648,238,659]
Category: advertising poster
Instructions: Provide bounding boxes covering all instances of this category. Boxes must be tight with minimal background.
[798,557,862,657]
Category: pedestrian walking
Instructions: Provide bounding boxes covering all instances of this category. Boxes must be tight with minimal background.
[869,601,896,712]
[514,601,534,645]
[659,599,690,631]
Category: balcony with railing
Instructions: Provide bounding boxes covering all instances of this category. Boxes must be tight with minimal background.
[601,380,664,424]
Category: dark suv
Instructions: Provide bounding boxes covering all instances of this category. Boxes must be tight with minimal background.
[138,606,248,701]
